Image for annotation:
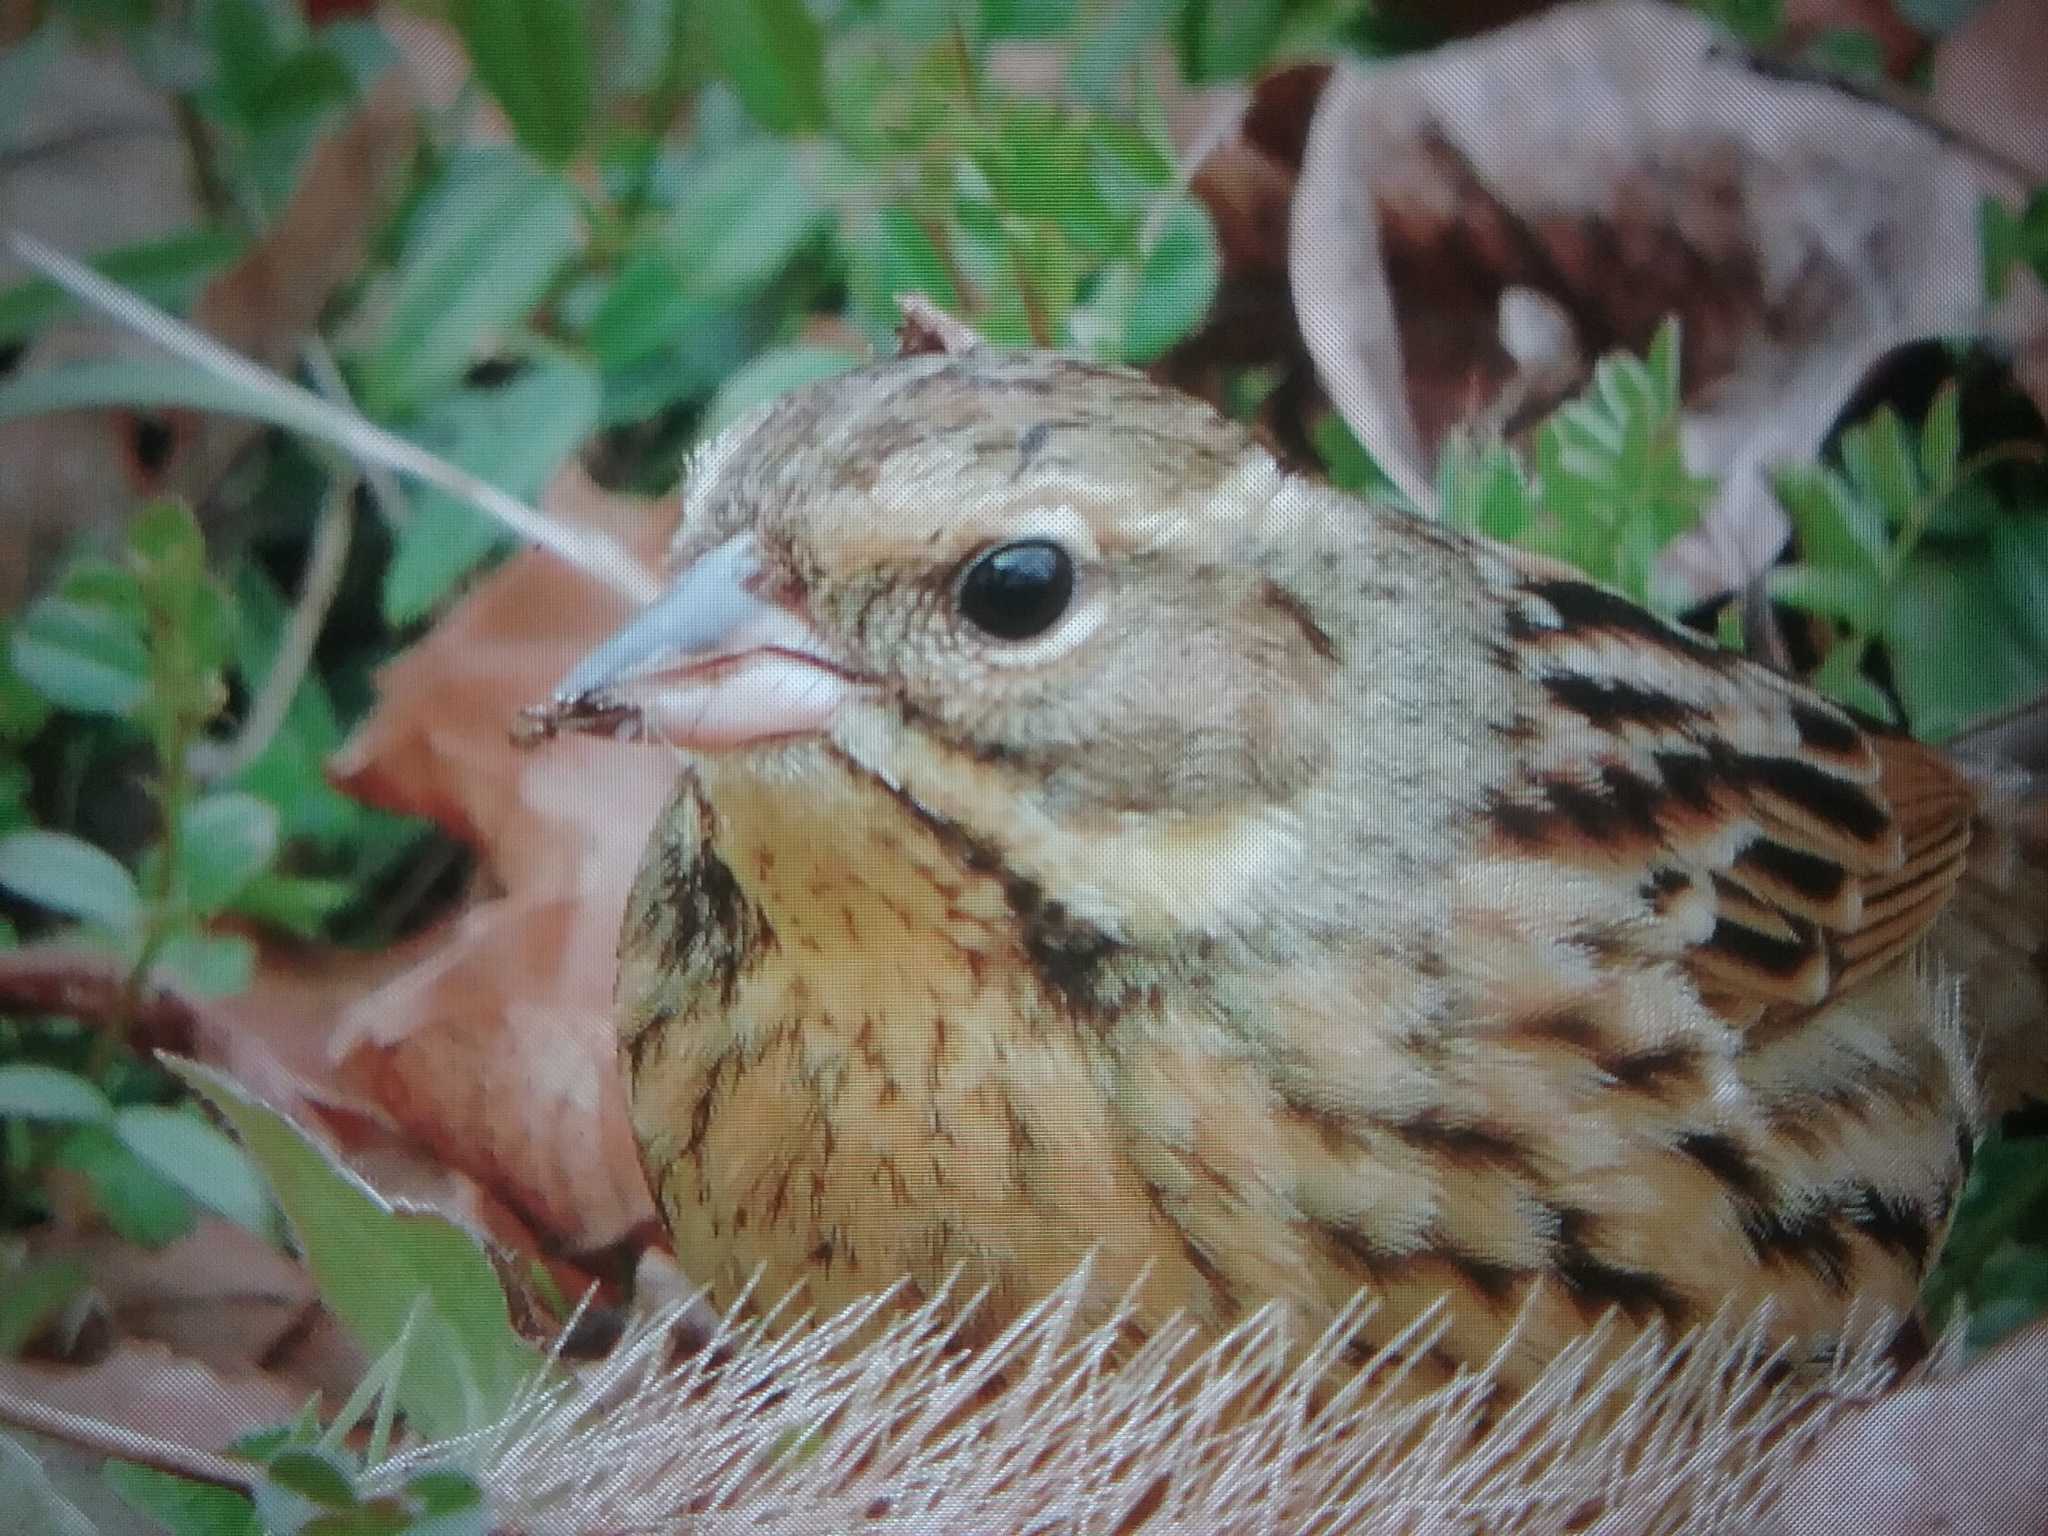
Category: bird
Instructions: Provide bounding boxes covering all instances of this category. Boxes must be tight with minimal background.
[530,335,2046,1400]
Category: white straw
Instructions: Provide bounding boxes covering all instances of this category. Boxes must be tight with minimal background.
[6,231,662,605]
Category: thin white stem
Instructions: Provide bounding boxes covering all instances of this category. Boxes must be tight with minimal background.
[6,232,661,606]
[301,335,410,529]
[186,471,354,785]
[0,1387,259,1495]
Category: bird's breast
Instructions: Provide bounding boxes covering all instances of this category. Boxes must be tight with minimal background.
[614,756,1232,1336]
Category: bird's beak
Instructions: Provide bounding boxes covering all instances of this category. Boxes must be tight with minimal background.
[530,535,860,750]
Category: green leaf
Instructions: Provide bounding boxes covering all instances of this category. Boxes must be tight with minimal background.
[1766,563,1884,627]
[0,355,328,435]
[198,0,355,138]
[176,793,281,915]
[228,871,356,939]
[0,830,141,932]
[453,0,592,165]
[1919,382,1961,490]
[152,929,257,998]
[0,1256,90,1357]
[205,0,285,119]
[0,1433,99,1536]
[52,1125,196,1247]
[667,141,826,300]
[0,756,30,836]
[59,560,146,621]
[1069,0,1179,104]
[1924,480,2002,542]
[584,251,707,369]
[0,22,58,148]
[1175,0,1290,83]
[1693,0,1784,43]
[243,47,355,133]
[116,1103,278,1238]
[10,596,149,717]
[105,1463,261,1536]
[171,1060,552,1437]
[359,148,581,415]
[700,0,825,133]
[1887,551,2048,741]
[1841,408,1918,527]
[0,622,52,742]
[1644,317,1682,405]
[383,353,601,622]
[0,1065,115,1125]
[849,206,962,322]
[0,230,243,349]
[701,343,865,437]
[1802,26,1886,80]
[131,501,235,690]
[405,1469,485,1517]
[1810,642,1895,723]
[1771,465,1888,579]
[1439,439,1533,544]
[1122,197,1219,362]
[1981,196,2023,297]
[980,0,1078,36]
[1893,0,1993,34]
[265,1449,358,1511]
[1991,514,2048,662]
[129,495,205,567]
[1311,411,1401,500]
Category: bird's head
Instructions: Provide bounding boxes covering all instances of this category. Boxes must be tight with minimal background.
[547,349,1351,940]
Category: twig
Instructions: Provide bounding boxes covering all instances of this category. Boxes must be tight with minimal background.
[302,335,409,529]
[0,1387,260,1496]
[0,945,199,1055]
[187,471,354,785]
[4,232,661,606]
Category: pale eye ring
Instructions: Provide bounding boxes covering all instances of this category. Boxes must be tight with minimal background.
[955,539,1076,641]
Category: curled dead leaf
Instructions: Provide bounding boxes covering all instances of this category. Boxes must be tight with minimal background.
[1291,0,2047,603]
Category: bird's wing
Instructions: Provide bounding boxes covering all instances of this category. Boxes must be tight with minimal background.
[1479,565,1976,1028]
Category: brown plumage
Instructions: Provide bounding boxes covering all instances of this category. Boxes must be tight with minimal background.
[536,341,2044,1402]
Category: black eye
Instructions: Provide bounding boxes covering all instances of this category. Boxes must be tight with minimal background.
[956,539,1076,641]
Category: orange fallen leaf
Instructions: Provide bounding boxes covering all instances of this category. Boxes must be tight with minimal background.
[323,466,676,1254]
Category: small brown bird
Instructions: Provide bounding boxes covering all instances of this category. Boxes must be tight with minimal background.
[540,342,2046,1397]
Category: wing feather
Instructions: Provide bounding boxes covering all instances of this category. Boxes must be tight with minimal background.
[1486,569,1976,1027]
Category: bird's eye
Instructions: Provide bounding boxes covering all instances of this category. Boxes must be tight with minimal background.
[955,539,1076,641]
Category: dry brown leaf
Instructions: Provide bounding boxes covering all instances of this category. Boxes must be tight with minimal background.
[1159,65,1335,455]
[1290,0,2047,603]
[25,1218,317,1377]
[0,1345,304,1454]
[1772,1321,2048,1535]
[329,881,665,1255]
[1933,0,2048,185]
[324,466,676,1254]
[1185,65,1328,355]
[201,938,417,1139]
